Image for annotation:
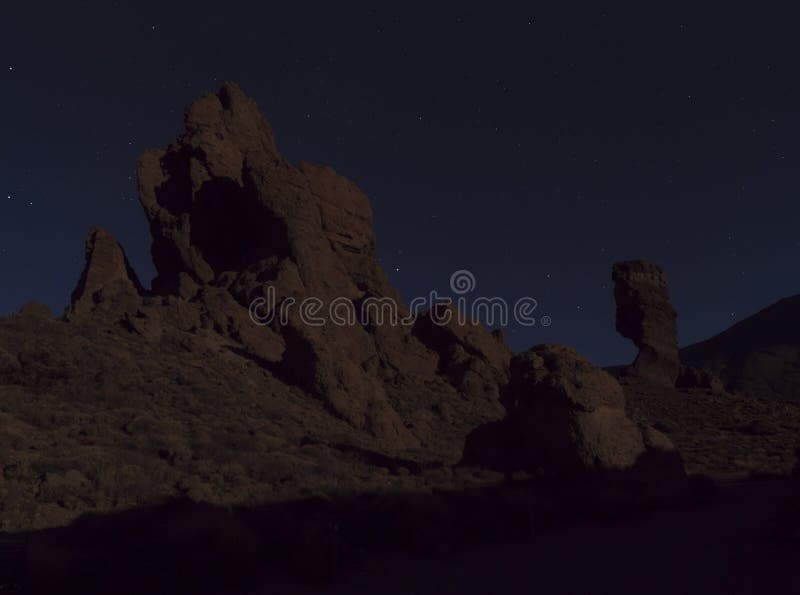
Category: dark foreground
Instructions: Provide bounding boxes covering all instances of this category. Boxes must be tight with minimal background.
[2,476,798,594]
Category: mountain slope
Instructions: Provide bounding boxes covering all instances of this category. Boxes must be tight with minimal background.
[681,295,800,401]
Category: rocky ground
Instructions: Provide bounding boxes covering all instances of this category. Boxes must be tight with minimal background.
[623,379,800,477]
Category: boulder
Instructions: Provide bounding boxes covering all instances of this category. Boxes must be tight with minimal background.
[506,345,647,473]
[464,344,685,481]
[17,301,52,319]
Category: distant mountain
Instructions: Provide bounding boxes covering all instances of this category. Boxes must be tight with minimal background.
[681,295,800,401]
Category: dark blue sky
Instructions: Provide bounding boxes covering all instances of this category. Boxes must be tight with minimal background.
[1,1,798,365]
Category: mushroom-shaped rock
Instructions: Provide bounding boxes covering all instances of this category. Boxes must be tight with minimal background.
[612,260,680,386]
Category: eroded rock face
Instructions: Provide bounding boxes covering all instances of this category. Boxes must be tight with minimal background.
[413,304,512,397]
[128,83,510,454]
[612,260,680,386]
[133,84,427,450]
[137,83,391,303]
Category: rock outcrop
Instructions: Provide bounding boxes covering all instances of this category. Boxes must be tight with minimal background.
[17,301,52,319]
[413,303,511,399]
[132,84,415,450]
[40,83,513,465]
[68,226,144,319]
[125,82,517,454]
[612,260,680,386]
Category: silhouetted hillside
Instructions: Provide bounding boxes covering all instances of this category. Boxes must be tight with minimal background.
[681,295,800,401]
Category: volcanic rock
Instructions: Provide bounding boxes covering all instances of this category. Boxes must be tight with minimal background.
[0,83,513,535]
[612,260,680,386]
[133,83,443,450]
[463,344,683,480]
[68,226,144,319]
[17,301,52,319]
[136,83,390,303]
[505,344,648,473]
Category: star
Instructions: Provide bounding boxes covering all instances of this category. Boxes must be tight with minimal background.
[7,66,13,71]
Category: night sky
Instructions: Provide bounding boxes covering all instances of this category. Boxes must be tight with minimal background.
[2,2,798,366]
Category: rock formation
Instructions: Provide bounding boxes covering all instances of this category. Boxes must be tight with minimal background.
[17,301,52,319]
[129,84,438,451]
[612,260,680,386]
[68,227,144,319]
[413,303,511,398]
